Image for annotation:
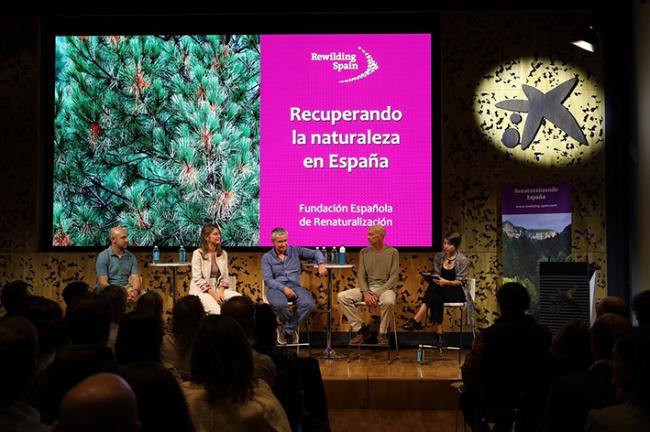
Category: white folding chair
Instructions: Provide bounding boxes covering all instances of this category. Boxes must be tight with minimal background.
[418,278,476,364]
[227,275,237,292]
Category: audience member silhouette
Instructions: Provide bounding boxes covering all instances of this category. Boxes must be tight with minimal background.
[135,291,163,318]
[596,296,628,318]
[549,319,593,374]
[516,319,593,431]
[221,296,276,387]
[0,316,50,432]
[161,295,205,381]
[253,303,331,431]
[585,328,650,432]
[183,314,290,432]
[121,361,195,432]
[1,280,32,317]
[115,311,163,365]
[461,282,551,431]
[61,282,90,309]
[19,296,64,373]
[99,285,127,352]
[52,373,139,432]
[252,303,303,429]
[539,313,631,432]
[29,294,117,425]
[632,290,650,329]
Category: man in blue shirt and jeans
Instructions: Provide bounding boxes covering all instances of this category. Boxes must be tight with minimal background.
[96,227,141,305]
[262,227,327,344]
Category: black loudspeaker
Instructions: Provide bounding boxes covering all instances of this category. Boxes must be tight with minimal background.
[539,262,591,334]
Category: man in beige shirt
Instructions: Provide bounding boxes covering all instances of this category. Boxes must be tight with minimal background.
[338,225,399,345]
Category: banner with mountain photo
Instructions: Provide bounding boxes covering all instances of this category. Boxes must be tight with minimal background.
[502,184,572,315]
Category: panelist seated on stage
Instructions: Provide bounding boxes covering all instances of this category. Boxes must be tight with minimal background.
[338,224,399,345]
[261,227,327,345]
[189,224,241,315]
[403,231,471,348]
[96,227,141,305]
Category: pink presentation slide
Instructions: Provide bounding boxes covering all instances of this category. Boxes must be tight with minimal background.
[260,34,432,247]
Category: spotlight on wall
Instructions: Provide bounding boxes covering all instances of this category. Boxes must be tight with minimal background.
[571,23,598,53]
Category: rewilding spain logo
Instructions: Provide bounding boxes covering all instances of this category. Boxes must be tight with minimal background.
[311,46,379,84]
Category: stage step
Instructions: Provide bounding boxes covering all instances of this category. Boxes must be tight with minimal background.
[318,348,465,410]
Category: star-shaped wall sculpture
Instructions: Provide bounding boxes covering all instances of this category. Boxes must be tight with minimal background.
[496,77,588,149]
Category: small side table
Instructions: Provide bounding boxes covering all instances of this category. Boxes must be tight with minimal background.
[149,262,191,304]
[314,263,355,359]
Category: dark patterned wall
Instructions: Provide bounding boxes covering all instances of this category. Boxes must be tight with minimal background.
[441,11,607,327]
[0,16,40,252]
[0,12,607,332]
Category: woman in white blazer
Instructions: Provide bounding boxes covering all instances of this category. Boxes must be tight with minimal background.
[189,224,241,314]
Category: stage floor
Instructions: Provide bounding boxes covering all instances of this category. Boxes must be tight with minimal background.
[329,409,461,432]
[314,348,467,410]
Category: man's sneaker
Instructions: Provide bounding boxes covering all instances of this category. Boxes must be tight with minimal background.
[276,328,287,346]
[377,334,389,345]
[349,325,371,345]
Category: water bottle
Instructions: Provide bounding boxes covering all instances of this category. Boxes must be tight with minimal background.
[339,245,346,265]
[330,247,336,263]
[322,247,327,263]
[416,346,424,364]
[178,245,186,262]
[315,247,321,261]
[152,245,160,263]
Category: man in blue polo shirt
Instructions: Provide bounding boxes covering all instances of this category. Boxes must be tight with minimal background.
[262,227,327,345]
[96,227,141,304]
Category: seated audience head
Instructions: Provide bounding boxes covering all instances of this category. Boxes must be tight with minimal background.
[221,295,256,337]
[612,328,650,406]
[122,361,195,432]
[1,280,32,316]
[20,295,64,359]
[53,373,139,432]
[496,282,531,316]
[590,312,631,361]
[65,294,112,345]
[252,303,278,354]
[191,314,253,403]
[62,281,90,308]
[100,285,128,324]
[596,295,628,318]
[0,316,38,404]
[115,311,163,365]
[550,319,593,371]
[632,290,650,328]
[171,295,205,358]
[135,290,163,318]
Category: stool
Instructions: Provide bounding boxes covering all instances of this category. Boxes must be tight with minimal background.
[262,280,311,355]
[347,301,399,364]
[418,278,476,364]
